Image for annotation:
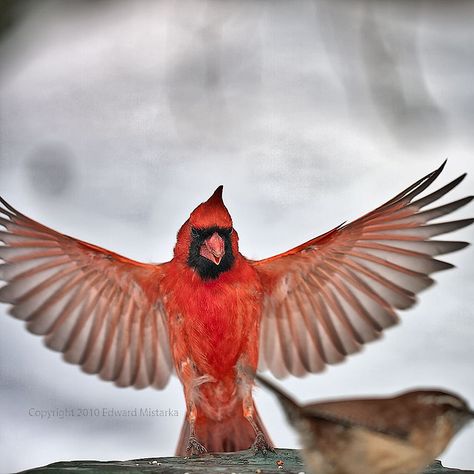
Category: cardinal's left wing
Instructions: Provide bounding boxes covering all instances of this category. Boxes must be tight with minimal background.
[252,162,473,378]
[0,197,173,389]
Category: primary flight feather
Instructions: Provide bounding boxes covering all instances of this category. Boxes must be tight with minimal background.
[0,161,472,455]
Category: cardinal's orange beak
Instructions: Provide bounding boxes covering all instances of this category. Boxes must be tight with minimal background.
[200,232,225,265]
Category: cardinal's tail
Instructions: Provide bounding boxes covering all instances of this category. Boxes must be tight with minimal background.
[175,401,271,455]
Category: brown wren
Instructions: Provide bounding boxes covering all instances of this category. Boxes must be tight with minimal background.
[256,374,473,474]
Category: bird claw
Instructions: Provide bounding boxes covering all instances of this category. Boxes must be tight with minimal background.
[252,431,275,456]
[186,436,207,456]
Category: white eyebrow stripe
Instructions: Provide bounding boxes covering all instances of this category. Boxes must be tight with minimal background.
[418,394,465,409]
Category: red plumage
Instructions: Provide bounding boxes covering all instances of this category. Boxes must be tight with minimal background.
[161,187,269,453]
[0,162,472,454]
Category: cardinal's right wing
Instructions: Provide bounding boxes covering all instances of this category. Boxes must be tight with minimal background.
[0,197,173,389]
[252,162,473,378]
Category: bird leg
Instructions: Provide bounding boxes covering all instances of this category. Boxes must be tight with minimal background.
[179,359,208,456]
[185,400,207,456]
[243,392,274,455]
[236,361,274,455]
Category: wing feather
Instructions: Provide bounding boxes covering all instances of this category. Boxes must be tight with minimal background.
[0,196,173,389]
[253,163,472,377]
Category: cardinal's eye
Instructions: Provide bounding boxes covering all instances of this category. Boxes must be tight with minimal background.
[191,227,200,238]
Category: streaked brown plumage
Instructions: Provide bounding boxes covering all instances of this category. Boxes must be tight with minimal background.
[0,161,472,453]
[256,374,474,474]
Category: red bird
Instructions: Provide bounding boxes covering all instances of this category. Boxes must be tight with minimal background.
[0,162,472,455]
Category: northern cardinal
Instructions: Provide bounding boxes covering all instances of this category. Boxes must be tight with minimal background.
[0,161,472,455]
[255,374,474,474]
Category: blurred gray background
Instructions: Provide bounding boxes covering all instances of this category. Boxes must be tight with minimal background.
[0,1,473,472]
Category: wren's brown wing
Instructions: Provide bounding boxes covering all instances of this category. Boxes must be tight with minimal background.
[302,390,464,439]
[302,398,410,439]
[252,162,473,378]
[0,197,173,389]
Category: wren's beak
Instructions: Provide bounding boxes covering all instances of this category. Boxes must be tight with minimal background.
[200,232,225,265]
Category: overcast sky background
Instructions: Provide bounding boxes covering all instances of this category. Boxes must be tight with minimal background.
[0,1,473,473]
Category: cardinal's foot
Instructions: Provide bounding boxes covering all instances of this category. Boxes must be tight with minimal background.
[186,436,207,456]
[251,431,275,455]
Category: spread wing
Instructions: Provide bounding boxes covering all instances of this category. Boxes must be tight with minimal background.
[252,162,473,378]
[0,197,173,389]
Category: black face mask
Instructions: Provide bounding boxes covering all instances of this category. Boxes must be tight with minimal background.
[187,226,235,280]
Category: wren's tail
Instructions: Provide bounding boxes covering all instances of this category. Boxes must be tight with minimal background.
[175,401,271,455]
[254,374,302,426]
